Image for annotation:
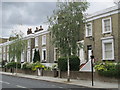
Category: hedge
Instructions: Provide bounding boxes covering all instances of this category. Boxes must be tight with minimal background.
[5,62,21,69]
[58,55,80,71]
[95,61,120,78]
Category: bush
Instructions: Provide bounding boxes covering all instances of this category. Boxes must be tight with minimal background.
[22,62,32,70]
[95,61,120,78]
[6,62,21,69]
[33,49,40,63]
[69,55,80,71]
[1,60,7,68]
[58,57,67,71]
[22,62,47,71]
[58,55,80,71]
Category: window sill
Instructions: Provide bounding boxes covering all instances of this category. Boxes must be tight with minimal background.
[54,61,58,63]
[41,60,47,63]
[102,32,112,34]
[35,45,38,47]
[85,36,92,38]
[42,44,46,46]
[102,59,115,61]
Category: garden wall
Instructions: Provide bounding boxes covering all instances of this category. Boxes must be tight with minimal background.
[1,68,118,83]
[59,71,118,83]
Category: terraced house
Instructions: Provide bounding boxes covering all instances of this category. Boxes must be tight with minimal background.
[0,26,58,67]
[0,5,120,69]
[0,38,9,62]
[84,5,120,63]
[25,26,56,65]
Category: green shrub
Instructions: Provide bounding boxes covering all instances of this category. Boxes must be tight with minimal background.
[22,62,32,70]
[22,62,47,71]
[58,57,67,71]
[95,61,120,78]
[6,62,21,69]
[58,55,80,71]
[1,60,6,68]
[33,49,40,63]
[69,55,80,71]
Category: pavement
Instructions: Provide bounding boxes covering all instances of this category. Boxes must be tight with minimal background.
[0,71,119,89]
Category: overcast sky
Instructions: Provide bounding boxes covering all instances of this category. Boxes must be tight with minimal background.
[0,0,116,38]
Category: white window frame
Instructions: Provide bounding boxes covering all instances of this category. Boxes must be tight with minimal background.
[86,23,92,37]
[102,17,112,34]
[7,46,9,52]
[102,38,114,60]
[3,54,6,60]
[0,47,2,54]
[42,35,46,45]
[28,39,31,48]
[27,49,31,62]
[3,47,6,53]
[21,51,25,62]
[32,49,35,62]
[35,37,38,47]
[42,48,47,61]
[7,53,9,61]
[0,54,2,61]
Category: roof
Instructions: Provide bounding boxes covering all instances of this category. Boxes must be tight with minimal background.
[86,5,120,21]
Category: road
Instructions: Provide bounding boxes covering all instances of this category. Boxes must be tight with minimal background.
[1,74,116,90]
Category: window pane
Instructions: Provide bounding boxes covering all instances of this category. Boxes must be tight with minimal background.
[104,43,112,59]
[105,43,112,51]
[87,24,92,36]
[43,50,46,60]
[104,19,110,32]
[105,51,112,59]
[42,35,46,45]
[35,37,38,46]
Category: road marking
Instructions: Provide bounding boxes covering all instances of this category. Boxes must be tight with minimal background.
[0,81,10,84]
[59,86,63,88]
[52,85,55,86]
[16,85,26,88]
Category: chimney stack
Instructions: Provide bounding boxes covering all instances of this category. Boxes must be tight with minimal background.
[39,25,43,31]
[34,26,43,33]
[27,28,32,35]
[34,27,39,33]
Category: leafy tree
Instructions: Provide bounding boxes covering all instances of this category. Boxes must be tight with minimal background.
[48,2,89,56]
[8,31,27,62]
[48,1,89,82]
[33,49,40,63]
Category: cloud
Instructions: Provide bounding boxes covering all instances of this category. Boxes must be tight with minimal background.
[2,2,57,37]
[2,2,57,25]
[1,1,115,38]
[86,1,114,14]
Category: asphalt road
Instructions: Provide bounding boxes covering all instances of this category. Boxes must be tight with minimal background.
[0,74,116,90]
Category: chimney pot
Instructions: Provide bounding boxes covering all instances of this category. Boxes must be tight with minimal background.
[27,28,32,35]
[39,25,43,31]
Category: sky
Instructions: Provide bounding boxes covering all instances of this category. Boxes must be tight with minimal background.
[0,0,116,38]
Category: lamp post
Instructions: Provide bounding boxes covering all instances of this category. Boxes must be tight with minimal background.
[90,50,94,86]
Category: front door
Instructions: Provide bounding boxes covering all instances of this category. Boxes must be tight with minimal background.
[87,45,92,61]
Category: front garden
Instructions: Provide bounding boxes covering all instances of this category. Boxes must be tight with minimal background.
[94,61,120,78]
[1,56,119,82]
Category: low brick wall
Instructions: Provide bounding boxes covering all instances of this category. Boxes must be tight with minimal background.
[59,71,118,83]
[60,71,93,80]
[1,68,118,83]
[43,70,53,77]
